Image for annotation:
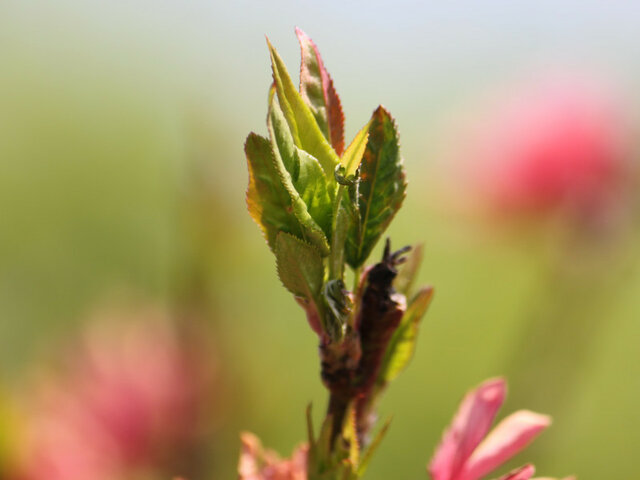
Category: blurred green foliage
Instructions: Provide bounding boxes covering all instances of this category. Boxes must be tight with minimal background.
[1,3,640,480]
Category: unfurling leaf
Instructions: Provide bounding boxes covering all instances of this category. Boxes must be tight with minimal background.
[267,38,340,179]
[341,120,370,177]
[266,95,331,255]
[245,133,304,251]
[296,27,345,156]
[323,279,353,334]
[346,106,407,268]
[268,92,334,239]
[377,286,433,385]
[276,232,325,303]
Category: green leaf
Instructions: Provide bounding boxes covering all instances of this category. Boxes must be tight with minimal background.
[296,27,345,156]
[346,106,407,268]
[306,404,316,446]
[294,146,334,236]
[307,406,335,480]
[356,418,392,477]
[323,280,352,331]
[341,120,370,177]
[245,133,304,251]
[377,286,433,384]
[309,413,335,479]
[393,244,423,296]
[275,232,325,301]
[267,38,340,179]
[329,198,351,280]
[268,93,334,241]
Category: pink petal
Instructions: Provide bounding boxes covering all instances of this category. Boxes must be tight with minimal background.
[533,477,576,480]
[429,378,506,480]
[497,464,536,480]
[460,410,550,480]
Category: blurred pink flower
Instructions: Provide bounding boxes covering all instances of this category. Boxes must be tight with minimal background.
[457,75,633,227]
[497,464,535,480]
[428,378,550,480]
[238,432,308,480]
[12,308,216,480]
[497,464,575,480]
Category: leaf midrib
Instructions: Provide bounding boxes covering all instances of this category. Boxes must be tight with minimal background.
[358,139,382,262]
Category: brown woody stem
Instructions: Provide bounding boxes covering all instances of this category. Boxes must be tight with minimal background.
[321,239,410,449]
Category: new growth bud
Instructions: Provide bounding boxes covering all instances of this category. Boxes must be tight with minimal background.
[244,28,428,476]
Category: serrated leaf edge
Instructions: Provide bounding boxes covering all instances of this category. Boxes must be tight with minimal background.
[267,37,340,179]
[275,231,325,299]
[296,27,345,156]
[349,105,408,267]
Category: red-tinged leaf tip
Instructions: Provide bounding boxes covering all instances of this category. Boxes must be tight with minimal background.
[296,27,345,156]
[264,35,274,55]
[244,133,267,240]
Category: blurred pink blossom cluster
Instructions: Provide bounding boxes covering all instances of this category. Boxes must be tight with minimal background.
[9,308,216,480]
[238,432,308,480]
[452,74,635,231]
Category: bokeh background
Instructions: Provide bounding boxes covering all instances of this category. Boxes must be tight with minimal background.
[2,1,640,479]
